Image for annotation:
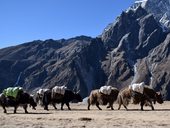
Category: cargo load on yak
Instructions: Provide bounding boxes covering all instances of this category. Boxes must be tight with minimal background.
[129,82,145,94]
[3,87,23,99]
[51,86,67,99]
[52,86,67,95]
[99,86,113,95]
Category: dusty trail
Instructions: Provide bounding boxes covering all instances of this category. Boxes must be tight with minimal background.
[0,102,170,128]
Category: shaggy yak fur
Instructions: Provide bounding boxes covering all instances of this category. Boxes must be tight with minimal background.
[0,92,37,113]
[87,87,119,110]
[117,86,163,111]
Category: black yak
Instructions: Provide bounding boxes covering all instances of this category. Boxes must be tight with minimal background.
[0,92,37,113]
[43,89,82,111]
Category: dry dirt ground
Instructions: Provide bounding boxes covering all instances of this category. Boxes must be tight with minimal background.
[0,101,170,128]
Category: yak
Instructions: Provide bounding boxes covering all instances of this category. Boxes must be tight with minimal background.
[117,86,163,111]
[87,87,119,110]
[0,92,37,113]
[43,89,82,111]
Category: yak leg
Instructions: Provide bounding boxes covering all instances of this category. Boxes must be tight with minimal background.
[14,106,18,113]
[146,96,154,110]
[151,104,154,110]
[118,102,128,110]
[109,102,114,110]
[52,103,57,110]
[140,94,145,111]
[107,105,111,108]
[118,100,128,110]
[66,102,71,110]
[118,102,121,110]
[123,105,128,110]
[23,104,28,113]
[119,100,128,110]
[117,95,124,110]
[2,105,7,113]
[44,104,49,111]
[1,96,7,113]
[87,99,91,110]
[96,102,102,110]
[153,100,156,104]
[61,102,64,110]
[146,99,154,110]
[87,104,90,110]
[149,102,154,110]
[140,100,145,111]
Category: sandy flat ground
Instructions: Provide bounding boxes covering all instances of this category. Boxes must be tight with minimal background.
[0,101,170,128]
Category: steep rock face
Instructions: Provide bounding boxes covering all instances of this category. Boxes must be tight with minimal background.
[101,7,167,90]
[144,34,170,98]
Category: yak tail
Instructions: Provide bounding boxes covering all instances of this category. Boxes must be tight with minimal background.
[42,93,48,105]
[117,94,130,107]
[117,94,122,105]
[87,97,90,104]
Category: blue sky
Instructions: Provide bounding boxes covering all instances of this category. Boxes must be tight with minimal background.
[0,0,135,48]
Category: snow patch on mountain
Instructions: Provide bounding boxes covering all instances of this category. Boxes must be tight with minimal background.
[128,0,170,30]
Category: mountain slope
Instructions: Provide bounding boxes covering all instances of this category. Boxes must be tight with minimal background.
[0,36,106,97]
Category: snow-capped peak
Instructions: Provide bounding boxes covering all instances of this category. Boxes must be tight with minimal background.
[135,0,148,4]
[135,0,148,7]
[129,0,170,30]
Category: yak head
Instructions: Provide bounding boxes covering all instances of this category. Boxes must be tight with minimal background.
[29,95,37,110]
[155,92,163,104]
[74,90,83,102]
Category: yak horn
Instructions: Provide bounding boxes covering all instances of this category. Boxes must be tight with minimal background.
[76,90,80,94]
[156,92,161,95]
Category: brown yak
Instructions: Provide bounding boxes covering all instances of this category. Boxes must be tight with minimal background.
[87,87,119,110]
[117,86,163,111]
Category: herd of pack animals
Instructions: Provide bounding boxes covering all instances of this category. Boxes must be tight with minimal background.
[0,82,164,114]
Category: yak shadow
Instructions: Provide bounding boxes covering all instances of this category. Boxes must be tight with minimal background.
[152,109,170,111]
[5,112,52,115]
[117,108,170,111]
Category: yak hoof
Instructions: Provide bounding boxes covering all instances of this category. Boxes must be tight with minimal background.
[44,108,49,111]
[107,106,110,108]
[4,110,7,113]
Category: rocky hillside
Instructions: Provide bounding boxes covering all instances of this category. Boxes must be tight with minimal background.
[0,36,107,97]
[0,0,170,99]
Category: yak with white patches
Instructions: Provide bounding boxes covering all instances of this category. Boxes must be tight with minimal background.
[43,89,82,110]
[0,92,37,113]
